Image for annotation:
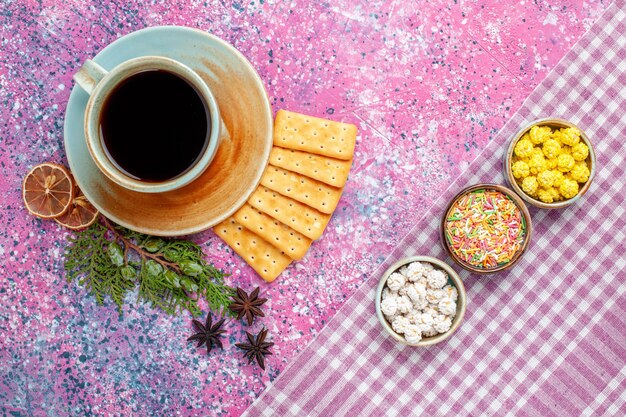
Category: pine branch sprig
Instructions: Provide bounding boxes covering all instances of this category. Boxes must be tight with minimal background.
[64,217,234,317]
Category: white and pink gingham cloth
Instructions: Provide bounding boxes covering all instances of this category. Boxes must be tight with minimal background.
[244,2,626,416]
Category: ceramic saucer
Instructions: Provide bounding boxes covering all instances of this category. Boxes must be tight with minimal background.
[64,26,273,236]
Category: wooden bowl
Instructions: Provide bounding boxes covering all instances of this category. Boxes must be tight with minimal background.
[440,184,532,274]
[504,118,596,209]
[375,256,466,347]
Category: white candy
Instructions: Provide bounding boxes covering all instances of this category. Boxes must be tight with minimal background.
[425,306,439,317]
[405,284,421,303]
[433,315,452,333]
[385,263,458,340]
[382,287,397,300]
[412,297,428,311]
[406,310,421,324]
[405,262,426,282]
[404,324,423,344]
[423,328,438,337]
[427,270,448,289]
[391,315,411,335]
[381,297,399,318]
[416,312,434,333]
[426,289,445,304]
[396,295,413,314]
[442,285,458,302]
[414,282,427,297]
[433,313,447,323]
[386,272,406,292]
[408,284,428,308]
[438,297,457,316]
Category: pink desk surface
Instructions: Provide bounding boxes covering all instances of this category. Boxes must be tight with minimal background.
[0,1,611,416]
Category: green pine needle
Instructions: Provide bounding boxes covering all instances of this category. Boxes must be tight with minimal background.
[64,219,234,317]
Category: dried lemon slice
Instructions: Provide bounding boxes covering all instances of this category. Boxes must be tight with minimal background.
[54,178,99,230]
[22,162,75,219]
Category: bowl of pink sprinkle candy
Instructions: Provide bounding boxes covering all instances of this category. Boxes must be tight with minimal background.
[441,184,532,274]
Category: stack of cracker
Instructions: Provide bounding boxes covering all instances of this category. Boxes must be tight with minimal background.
[214,110,357,282]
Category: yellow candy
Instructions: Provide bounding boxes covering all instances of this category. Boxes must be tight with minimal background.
[557,154,575,172]
[552,129,564,144]
[528,154,547,175]
[537,188,555,203]
[549,187,562,201]
[546,158,558,170]
[514,138,534,158]
[537,170,556,188]
[542,139,561,159]
[514,124,588,202]
[558,127,581,146]
[512,160,530,179]
[551,170,565,188]
[569,164,590,183]
[574,160,587,169]
[522,176,539,197]
[559,179,579,199]
[529,125,552,145]
[531,147,544,158]
[571,142,589,161]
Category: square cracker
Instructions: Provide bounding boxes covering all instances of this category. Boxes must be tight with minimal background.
[260,165,342,214]
[214,217,291,282]
[234,203,312,261]
[274,110,357,160]
[248,186,331,240]
[269,146,353,188]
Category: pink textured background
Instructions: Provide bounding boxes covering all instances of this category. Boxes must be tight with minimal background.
[0,1,610,416]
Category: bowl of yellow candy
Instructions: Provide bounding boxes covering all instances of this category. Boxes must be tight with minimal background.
[504,118,596,209]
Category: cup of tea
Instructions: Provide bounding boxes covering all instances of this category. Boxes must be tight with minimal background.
[74,56,225,193]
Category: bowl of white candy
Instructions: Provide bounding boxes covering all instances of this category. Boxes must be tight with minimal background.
[375,256,466,346]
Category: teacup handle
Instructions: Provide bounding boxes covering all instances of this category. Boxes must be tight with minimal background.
[74,60,108,95]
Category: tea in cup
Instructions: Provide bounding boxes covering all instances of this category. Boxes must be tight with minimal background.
[74,56,225,193]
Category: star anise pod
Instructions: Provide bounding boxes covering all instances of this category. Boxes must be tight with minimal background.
[229,287,267,326]
[187,314,226,354]
[235,327,274,370]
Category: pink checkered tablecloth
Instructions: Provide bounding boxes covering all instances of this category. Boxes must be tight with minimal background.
[243,2,626,416]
